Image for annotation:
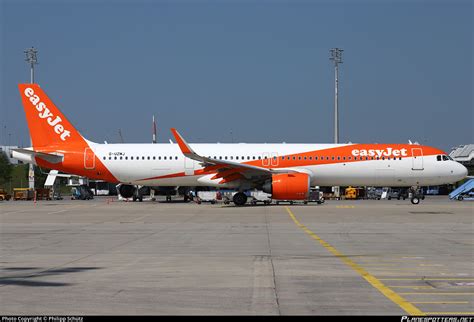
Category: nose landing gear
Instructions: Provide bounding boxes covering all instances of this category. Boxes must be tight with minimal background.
[409,186,425,205]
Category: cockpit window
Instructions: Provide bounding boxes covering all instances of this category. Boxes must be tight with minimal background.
[442,155,449,161]
[436,155,442,161]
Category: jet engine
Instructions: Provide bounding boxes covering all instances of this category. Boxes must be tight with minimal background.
[262,173,310,200]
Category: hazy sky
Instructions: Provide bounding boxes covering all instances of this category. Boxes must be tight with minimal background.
[1,0,472,152]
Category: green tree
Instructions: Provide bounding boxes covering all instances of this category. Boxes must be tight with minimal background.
[0,151,13,187]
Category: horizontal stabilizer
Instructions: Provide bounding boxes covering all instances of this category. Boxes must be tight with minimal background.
[12,148,64,164]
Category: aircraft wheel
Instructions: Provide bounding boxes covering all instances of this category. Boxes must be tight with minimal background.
[233,192,248,206]
[411,197,420,205]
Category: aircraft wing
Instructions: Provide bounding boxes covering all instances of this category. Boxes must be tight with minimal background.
[170,128,296,183]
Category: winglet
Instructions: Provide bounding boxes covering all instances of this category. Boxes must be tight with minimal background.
[170,128,194,156]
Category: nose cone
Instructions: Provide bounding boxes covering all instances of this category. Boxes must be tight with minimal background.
[454,162,468,181]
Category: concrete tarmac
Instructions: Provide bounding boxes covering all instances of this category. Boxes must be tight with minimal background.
[0,196,472,315]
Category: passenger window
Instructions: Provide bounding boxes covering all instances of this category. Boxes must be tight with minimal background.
[236,156,239,160]
[337,157,340,160]
[293,157,296,160]
[164,156,167,160]
[125,157,128,160]
[147,156,150,160]
[332,157,335,160]
[258,156,261,160]
[131,157,133,160]
[315,156,318,160]
[175,156,178,160]
[299,156,302,160]
[309,157,312,160]
[114,157,117,160]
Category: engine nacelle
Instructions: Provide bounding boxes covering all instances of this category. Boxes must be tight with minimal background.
[118,184,136,199]
[262,173,310,200]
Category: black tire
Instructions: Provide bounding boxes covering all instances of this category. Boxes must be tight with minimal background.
[411,197,420,205]
[388,196,391,200]
[457,196,464,201]
[211,200,216,204]
[233,192,248,206]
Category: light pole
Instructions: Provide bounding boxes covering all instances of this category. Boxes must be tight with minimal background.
[329,48,343,144]
[24,47,38,190]
[329,48,343,200]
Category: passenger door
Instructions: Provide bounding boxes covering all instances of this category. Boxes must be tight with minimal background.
[411,148,424,170]
[84,148,95,170]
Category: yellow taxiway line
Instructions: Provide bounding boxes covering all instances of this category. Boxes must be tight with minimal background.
[285,206,424,316]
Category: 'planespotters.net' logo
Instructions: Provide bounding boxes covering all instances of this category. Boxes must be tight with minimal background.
[24,87,71,141]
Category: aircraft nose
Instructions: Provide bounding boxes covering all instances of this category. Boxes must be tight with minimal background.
[454,162,468,180]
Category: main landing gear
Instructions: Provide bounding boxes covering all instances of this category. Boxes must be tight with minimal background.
[233,192,248,206]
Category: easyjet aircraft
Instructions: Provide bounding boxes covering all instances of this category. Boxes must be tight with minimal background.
[12,84,467,205]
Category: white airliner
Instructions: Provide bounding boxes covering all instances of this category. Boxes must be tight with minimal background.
[12,84,467,205]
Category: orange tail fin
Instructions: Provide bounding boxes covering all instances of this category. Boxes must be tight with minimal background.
[18,84,85,148]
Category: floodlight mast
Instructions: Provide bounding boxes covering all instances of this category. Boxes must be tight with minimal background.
[329,48,343,144]
[24,47,38,190]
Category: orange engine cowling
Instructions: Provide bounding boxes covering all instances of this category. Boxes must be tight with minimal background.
[263,173,310,200]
